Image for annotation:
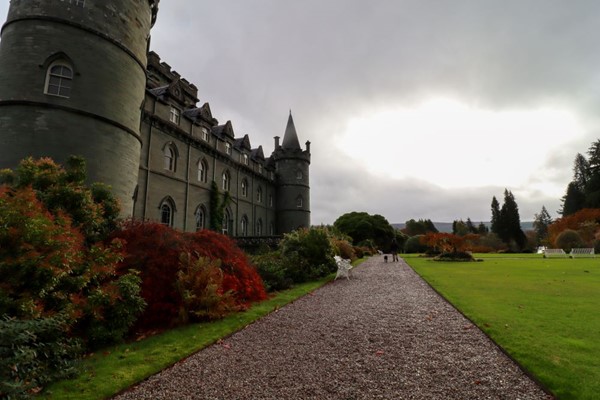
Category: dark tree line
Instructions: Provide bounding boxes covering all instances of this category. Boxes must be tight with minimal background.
[561,139,600,215]
[491,189,526,250]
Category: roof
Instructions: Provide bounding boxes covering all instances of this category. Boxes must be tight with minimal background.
[282,111,301,150]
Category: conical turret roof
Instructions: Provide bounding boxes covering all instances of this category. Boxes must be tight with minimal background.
[282,111,301,150]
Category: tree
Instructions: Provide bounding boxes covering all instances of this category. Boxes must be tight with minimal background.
[466,218,477,234]
[452,219,469,236]
[491,190,526,251]
[533,205,553,245]
[573,153,590,190]
[560,182,586,216]
[404,218,438,236]
[333,212,395,250]
[477,222,489,235]
[490,196,501,234]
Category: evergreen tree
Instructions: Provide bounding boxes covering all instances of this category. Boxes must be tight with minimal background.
[533,205,553,245]
[490,196,501,234]
[560,181,586,216]
[477,222,489,235]
[573,153,590,190]
[499,189,526,250]
[587,139,600,174]
[452,219,469,236]
[466,218,477,234]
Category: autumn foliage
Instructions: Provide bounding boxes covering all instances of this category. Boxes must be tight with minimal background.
[112,221,266,329]
[548,208,600,247]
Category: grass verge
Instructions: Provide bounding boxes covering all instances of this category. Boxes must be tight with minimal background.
[39,258,365,400]
[403,254,600,400]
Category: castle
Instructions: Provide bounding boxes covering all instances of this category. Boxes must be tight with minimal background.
[0,0,310,236]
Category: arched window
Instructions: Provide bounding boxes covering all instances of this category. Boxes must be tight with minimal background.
[296,169,303,180]
[296,195,303,208]
[222,209,231,235]
[222,170,231,191]
[256,219,263,236]
[240,215,249,237]
[163,144,178,172]
[241,179,248,197]
[197,159,208,183]
[195,205,206,231]
[256,186,263,203]
[45,61,73,98]
[159,197,176,227]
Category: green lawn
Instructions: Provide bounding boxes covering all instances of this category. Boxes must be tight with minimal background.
[404,254,600,400]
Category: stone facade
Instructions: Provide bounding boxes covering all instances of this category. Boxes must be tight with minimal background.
[0,0,310,236]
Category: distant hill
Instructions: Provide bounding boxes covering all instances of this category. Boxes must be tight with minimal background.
[392,221,534,233]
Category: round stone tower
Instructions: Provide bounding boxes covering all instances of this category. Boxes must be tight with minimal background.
[273,112,311,233]
[0,0,159,214]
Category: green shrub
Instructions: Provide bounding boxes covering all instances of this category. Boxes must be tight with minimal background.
[251,252,293,292]
[331,238,356,260]
[404,235,428,253]
[0,316,81,399]
[280,228,336,283]
[555,229,585,253]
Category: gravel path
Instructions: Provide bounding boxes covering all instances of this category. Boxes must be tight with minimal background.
[115,257,552,400]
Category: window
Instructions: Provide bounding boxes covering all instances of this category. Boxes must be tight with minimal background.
[296,169,303,180]
[269,194,273,207]
[240,216,249,236]
[159,198,176,227]
[296,195,303,208]
[256,186,263,203]
[256,219,263,236]
[169,107,180,125]
[269,223,275,236]
[241,179,248,197]
[163,144,177,171]
[222,209,231,235]
[201,127,209,142]
[197,159,208,182]
[45,62,73,98]
[222,170,231,191]
[195,205,206,231]
[242,154,249,165]
[258,164,263,174]
[225,142,232,155]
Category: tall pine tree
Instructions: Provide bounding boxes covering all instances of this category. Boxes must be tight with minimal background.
[491,190,526,250]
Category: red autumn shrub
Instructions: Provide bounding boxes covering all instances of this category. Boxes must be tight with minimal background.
[185,230,266,305]
[112,221,266,330]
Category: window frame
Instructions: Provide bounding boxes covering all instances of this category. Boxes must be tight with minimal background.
[195,205,206,231]
[163,144,177,172]
[169,106,181,125]
[197,159,208,183]
[222,170,231,192]
[44,61,73,98]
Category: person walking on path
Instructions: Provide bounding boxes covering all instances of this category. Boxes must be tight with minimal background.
[390,237,399,261]
[115,257,550,400]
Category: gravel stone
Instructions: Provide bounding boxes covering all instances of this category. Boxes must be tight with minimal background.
[114,257,553,399]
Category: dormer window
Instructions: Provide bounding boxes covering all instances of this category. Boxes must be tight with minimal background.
[201,127,209,142]
[243,154,249,165]
[169,107,180,125]
[225,142,232,156]
[258,164,263,174]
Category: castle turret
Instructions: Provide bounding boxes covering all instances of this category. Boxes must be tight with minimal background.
[0,0,159,214]
[273,112,311,233]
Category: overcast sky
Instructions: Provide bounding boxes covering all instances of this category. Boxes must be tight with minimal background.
[3,1,600,225]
